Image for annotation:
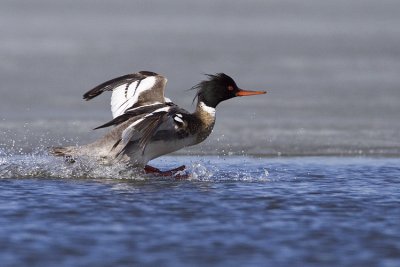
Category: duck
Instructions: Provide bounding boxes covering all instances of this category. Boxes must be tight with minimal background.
[50,71,266,176]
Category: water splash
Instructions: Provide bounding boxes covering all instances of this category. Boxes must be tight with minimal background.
[185,157,271,182]
[188,162,214,180]
[0,151,144,180]
[1,146,272,181]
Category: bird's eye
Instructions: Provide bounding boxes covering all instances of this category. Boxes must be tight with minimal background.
[228,86,234,91]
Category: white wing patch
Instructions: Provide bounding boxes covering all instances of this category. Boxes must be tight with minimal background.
[173,113,184,125]
[174,116,184,124]
[110,76,157,118]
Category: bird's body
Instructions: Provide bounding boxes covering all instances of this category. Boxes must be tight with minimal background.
[51,71,265,173]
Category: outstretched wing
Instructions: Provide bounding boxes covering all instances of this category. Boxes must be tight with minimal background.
[83,71,169,118]
[115,105,195,156]
[93,103,171,130]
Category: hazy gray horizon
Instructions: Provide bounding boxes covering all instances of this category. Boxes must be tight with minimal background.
[1,0,400,156]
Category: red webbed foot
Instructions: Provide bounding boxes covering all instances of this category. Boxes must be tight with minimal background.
[144,165,188,179]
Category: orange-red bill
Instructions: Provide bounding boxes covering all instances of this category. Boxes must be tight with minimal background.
[236,89,267,97]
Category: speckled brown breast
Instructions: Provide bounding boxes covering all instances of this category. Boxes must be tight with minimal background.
[192,106,216,144]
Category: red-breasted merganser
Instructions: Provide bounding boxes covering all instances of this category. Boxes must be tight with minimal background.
[51,71,266,175]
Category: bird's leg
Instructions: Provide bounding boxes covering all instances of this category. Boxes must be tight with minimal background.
[144,165,187,178]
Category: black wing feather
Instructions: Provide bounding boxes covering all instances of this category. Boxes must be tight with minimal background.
[94,103,168,129]
[83,71,158,101]
[115,111,169,157]
[137,113,168,154]
[114,105,194,158]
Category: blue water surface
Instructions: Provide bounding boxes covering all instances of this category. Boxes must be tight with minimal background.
[1,155,399,267]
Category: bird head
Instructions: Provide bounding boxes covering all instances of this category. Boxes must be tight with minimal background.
[193,73,266,108]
